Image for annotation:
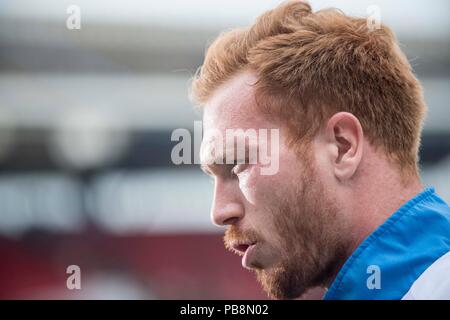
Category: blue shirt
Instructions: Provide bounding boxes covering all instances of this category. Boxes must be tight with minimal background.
[324,187,450,300]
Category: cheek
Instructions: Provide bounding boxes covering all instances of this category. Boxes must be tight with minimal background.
[237,167,257,204]
[238,166,280,205]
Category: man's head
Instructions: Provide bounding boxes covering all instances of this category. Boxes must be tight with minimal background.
[192,1,426,299]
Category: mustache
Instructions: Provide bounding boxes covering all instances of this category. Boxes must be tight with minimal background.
[223,225,261,251]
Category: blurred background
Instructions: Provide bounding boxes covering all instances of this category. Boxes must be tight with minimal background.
[0,0,449,299]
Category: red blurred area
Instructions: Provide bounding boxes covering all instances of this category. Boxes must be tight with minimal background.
[0,230,324,299]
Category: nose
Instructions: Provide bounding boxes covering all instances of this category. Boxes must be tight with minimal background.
[210,180,244,226]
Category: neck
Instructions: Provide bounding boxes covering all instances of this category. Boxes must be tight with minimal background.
[349,174,423,254]
[325,168,423,289]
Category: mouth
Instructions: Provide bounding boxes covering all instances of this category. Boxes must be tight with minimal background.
[231,240,256,256]
[230,240,258,269]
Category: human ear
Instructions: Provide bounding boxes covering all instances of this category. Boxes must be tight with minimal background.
[324,112,364,181]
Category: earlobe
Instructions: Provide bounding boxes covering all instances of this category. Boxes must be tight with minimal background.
[326,112,364,181]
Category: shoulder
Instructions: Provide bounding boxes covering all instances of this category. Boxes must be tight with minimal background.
[402,251,450,300]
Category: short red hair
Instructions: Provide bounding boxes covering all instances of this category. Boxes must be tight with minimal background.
[191,0,426,177]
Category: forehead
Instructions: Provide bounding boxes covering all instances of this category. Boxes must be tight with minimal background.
[203,71,273,134]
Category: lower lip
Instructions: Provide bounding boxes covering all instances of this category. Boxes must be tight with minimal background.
[242,244,257,269]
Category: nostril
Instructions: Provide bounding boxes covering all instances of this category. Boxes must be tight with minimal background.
[211,203,244,226]
[222,217,239,225]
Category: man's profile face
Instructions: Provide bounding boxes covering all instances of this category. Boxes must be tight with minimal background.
[200,71,351,299]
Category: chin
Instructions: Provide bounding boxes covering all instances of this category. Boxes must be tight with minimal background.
[255,266,308,300]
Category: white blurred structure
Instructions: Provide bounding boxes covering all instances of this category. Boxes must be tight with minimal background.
[0,0,449,236]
